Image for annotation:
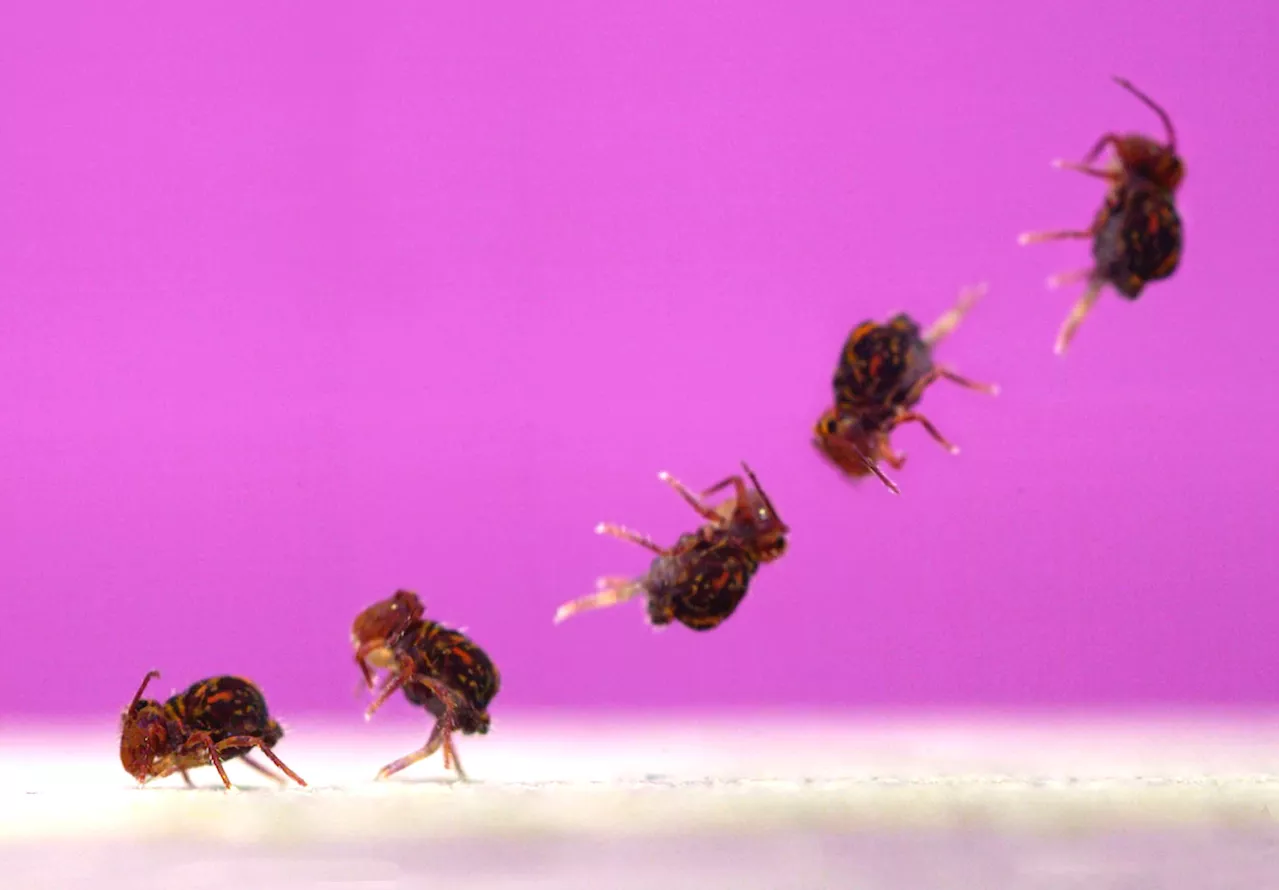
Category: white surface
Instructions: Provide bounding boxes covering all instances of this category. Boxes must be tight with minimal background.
[1,713,1276,888]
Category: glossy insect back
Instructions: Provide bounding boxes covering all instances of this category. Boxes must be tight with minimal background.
[1019,77,1185,355]
[814,284,997,493]
[404,622,500,735]
[1091,181,1183,300]
[644,532,759,631]
[554,463,788,632]
[352,589,500,781]
[833,315,934,428]
[118,670,306,790]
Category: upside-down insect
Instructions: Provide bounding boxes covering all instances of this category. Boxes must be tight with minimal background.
[1019,77,1184,355]
[553,462,788,631]
[352,590,499,781]
[812,284,998,492]
[119,671,307,790]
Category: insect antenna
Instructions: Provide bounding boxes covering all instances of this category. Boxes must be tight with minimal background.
[739,462,787,529]
[1113,76,1176,151]
[127,670,161,711]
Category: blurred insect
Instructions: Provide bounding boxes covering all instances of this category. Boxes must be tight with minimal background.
[812,284,998,492]
[352,589,499,782]
[1019,77,1184,354]
[553,462,788,631]
[119,671,306,790]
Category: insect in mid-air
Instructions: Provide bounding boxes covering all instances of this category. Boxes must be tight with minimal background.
[352,589,500,781]
[1019,77,1184,355]
[812,284,998,492]
[119,671,307,790]
[553,462,788,631]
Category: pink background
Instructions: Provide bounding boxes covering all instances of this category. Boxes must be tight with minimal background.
[1,2,1275,718]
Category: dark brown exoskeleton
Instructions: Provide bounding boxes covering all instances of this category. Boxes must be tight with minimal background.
[352,590,499,781]
[812,284,998,493]
[553,462,788,631]
[119,671,307,790]
[1019,77,1184,355]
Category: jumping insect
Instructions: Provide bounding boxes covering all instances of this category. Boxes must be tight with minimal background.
[1019,77,1184,355]
[553,462,788,631]
[119,671,307,790]
[351,590,499,782]
[812,284,998,492]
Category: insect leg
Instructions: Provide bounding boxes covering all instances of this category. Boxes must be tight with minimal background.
[554,578,645,624]
[375,718,448,782]
[1047,268,1094,289]
[441,731,467,781]
[922,283,986,346]
[936,367,1000,396]
[186,731,233,789]
[1051,158,1121,180]
[893,410,960,455]
[694,474,746,500]
[594,522,666,554]
[215,736,307,787]
[880,442,907,470]
[179,768,196,789]
[658,471,725,522]
[365,655,417,720]
[353,640,387,690]
[1054,280,1105,356]
[239,753,286,785]
[1018,229,1093,246]
[1082,133,1124,165]
[427,705,466,780]
[376,677,467,781]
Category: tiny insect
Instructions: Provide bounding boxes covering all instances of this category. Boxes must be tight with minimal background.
[1019,77,1184,354]
[553,462,788,631]
[352,589,500,781]
[119,670,307,790]
[812,284,998,493]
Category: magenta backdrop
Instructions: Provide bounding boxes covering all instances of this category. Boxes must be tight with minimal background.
[1,2,1276,718]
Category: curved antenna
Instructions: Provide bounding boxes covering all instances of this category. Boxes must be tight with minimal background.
[127,670,161,711]
[740,462,787,528]
[1113,76,1176,150]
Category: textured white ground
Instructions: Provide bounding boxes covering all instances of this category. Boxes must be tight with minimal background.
[1,713,1276,889]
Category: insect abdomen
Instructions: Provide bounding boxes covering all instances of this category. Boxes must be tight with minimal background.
[834,318,934,421]
[175,676,277,754]
[665,536,760,631]
[1092,182,1183,300]
[402,623,500,733]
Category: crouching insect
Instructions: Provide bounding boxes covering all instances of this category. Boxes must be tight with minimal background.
[554,462,788,631]
[351,590,500,781]
[813,283,998,493]
[119,671,307,790]
[1019,77,1184,355]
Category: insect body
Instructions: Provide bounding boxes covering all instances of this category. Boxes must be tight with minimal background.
[1019,77,1184,354]
[554,462,788,631]
[119,671,306,789]
[1090,179,1182,299]
[352,590,499,781]
[813,284,997,492]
